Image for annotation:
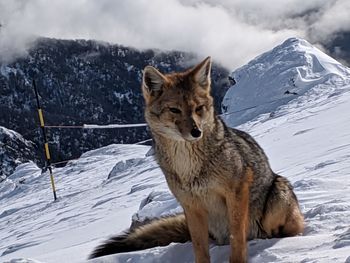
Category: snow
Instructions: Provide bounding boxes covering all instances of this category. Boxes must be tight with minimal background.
[83,123,147,129]
[1,38,350,262]
[0,145,162,263]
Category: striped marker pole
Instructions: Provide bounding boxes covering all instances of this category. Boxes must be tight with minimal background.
[33,79,57,201]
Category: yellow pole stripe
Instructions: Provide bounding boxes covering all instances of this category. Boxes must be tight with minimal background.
[49,171,57,193]
[38,109,45,127]
[44,143,51,160]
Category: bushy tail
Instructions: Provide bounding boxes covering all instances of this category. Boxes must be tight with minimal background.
[260,174,304,238]
[89,214,190,259]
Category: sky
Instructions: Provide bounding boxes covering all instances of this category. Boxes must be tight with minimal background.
[0,0,349,69]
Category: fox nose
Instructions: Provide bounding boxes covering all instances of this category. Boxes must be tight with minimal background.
[190,127,202,138]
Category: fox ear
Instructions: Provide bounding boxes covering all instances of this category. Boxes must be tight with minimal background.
[142,66,166,102]
[191,56,212,89]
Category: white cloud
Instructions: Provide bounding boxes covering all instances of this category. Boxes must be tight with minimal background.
[0,0,348,69]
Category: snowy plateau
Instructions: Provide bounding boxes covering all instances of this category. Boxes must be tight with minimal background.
[1,38,350,263]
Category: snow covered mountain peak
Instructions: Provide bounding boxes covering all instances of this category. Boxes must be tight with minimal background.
[222,37,350,127]
[279,37,316,50]
[279,37,349,76]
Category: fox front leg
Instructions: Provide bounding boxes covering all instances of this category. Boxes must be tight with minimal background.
[183,202,210,263]
[225,180,250,263]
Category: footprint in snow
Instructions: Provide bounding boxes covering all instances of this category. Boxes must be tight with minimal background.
[293,128,314,136]
[3,259,43,263]
[1,242,40,256]
[304,203,349,219]
[107,158,144,180]
[333,228,350,249]
[305,160,337,171]
[293,179,322,190]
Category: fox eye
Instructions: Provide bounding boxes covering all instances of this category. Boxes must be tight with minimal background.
[195,105,205,112]
[169,107,182,114]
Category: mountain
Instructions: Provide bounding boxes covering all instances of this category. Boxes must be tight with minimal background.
[1,38,350,262]
[0,38,230,170]
[0,126,38,180]
[222,38,350,127]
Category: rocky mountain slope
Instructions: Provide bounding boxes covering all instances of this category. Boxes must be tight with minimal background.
[0,38,230,174]
[0,126,38,180]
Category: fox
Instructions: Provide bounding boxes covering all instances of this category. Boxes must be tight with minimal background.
[89,57,304,262]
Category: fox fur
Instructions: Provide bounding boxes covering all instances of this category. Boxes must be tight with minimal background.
[89,57,304,262]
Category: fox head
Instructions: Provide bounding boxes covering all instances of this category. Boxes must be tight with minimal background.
[142,57,214,142]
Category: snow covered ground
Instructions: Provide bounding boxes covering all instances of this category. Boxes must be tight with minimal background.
[1,38,350,262]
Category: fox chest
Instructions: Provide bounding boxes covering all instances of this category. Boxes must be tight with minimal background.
[157,148,206,191]
[171,151,201,178]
